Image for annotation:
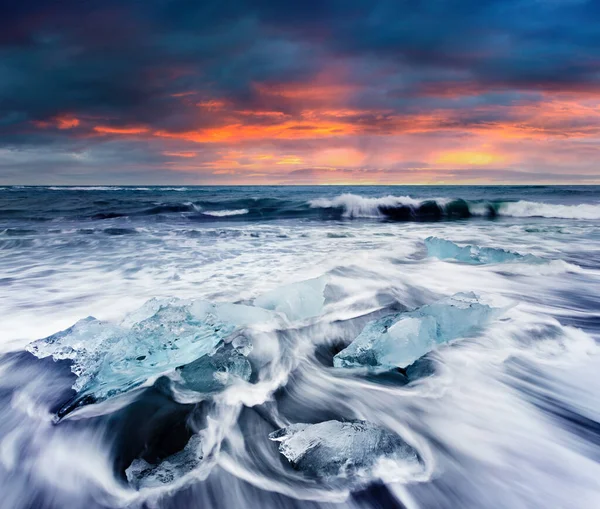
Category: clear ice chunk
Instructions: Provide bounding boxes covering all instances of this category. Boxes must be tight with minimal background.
[333,292,502,369]
[176,343,252,394]
[425,236,540,264]
[26,298,274,405]
[269,420,421,481]
[126,434,203,489]
[254,276,327,321]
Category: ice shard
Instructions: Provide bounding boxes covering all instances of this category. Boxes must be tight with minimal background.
[126,434,203,489]
[254,276,327,321]
[269,420,422,482]
[425,237,540,264]
[333,292,502,369]
[26,298,275,406]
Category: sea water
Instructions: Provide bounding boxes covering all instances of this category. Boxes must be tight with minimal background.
[0,185,599,509]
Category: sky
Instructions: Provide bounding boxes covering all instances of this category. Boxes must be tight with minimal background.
[1,0,600,185]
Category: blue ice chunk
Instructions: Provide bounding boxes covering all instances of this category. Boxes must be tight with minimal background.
[254,276,327,321]
[333,292,502,369]
[26,298,274,404]
[425,237,540,264]
[269,420,422,482]
[176,343,252,394]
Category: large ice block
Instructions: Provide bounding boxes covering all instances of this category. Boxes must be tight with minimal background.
[334,292,501,369]
[26,298,274,406]
[269,420,421,481]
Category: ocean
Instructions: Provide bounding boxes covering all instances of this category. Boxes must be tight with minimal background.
[0,185,599,509]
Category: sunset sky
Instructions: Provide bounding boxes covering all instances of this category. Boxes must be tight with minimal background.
[2,0,600,184]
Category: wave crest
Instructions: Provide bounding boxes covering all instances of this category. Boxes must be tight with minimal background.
[309,193,474,220]
[500,200,600,220]
[309,194,424,218]
[202,209,249,217]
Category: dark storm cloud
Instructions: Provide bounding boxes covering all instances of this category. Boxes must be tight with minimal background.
[0,0,324,133]
[2,0,600,125]
[1,0,600,183]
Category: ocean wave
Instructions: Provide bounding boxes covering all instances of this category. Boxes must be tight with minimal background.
[309,193,600,221]
[309,194,425,218]
[309,193,475,220]
[45,186,177,192]
[4,190,600,223]
[142,202,200,215]
[48,186,125,191]
[202,209,250,217]
[499,200,600,220]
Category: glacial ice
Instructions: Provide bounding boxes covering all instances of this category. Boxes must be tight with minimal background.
[26,298,275,405]
[425,237,539,264]
[269,420,422,481]
[176,342,252,394]
[333,292,501,369]
[254,276,327,321]
[126,434,203,489]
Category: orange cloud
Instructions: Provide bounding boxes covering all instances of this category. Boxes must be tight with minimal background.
[433,150,507,166]
[163,151,197,158]
[56,116,80,129]
[94,125,149,135]
[235,110,287,118]
[197,100,226,111]
[154,119,356,143]
[33,114,80,130]
[276,156,304,165]
[43,85,600,186]
[255,83,358,102]
[313,147,365,167]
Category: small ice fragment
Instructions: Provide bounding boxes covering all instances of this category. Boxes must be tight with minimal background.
[126,434,203,489]
[425,237,540,264]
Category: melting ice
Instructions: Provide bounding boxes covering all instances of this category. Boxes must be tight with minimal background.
[269,420,424,483]
[26,298,277,411]
[175,342,252,394]
[254,276,327,321]
[334,292,503,370]
[425,237,540,264]
[126,434,203,489]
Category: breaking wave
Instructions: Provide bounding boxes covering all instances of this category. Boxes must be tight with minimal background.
[499,200,600,220]
[310,194,600,221]
[4,190,600,222]
[202,209,249,217]
[310,194,477,220]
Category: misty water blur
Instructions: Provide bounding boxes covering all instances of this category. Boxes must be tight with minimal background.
[0,185,599,509]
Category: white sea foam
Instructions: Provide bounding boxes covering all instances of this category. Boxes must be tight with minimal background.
[500,200,600,220]
[202,209,249,217]
[48,186,123,191]
[309,193,425,218]
[2,188,600,509]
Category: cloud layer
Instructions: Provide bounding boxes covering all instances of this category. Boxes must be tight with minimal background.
[1,0,600,184]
